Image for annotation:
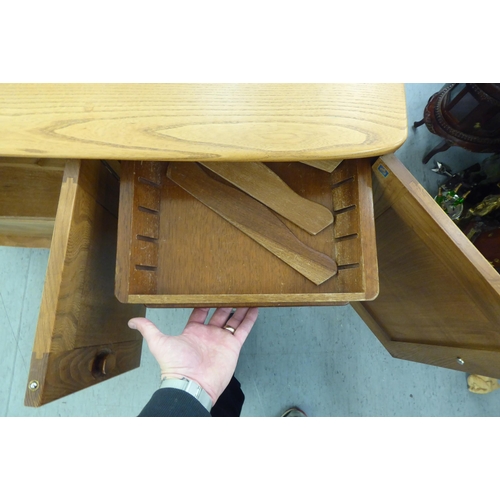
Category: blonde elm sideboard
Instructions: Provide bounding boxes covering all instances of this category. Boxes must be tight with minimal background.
[0,84,412,406]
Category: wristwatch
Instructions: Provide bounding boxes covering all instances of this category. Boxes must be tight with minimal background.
[160,377,213,412]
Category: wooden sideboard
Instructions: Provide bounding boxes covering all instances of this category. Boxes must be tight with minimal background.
[7,83,461,407]
[5,84,500,407]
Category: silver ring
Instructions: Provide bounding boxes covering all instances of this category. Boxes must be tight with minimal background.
[223,325,236,334]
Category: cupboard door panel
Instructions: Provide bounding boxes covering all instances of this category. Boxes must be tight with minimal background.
[25,160,145,407]
[352,154,500,379]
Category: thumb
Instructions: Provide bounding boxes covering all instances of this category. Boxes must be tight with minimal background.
[128,317,165,345]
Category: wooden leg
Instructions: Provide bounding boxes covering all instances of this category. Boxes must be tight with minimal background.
[413,117,426,128]
[422,140,451,164]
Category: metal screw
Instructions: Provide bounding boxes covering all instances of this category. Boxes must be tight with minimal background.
[456,358,465,365]
[28,380,39,391]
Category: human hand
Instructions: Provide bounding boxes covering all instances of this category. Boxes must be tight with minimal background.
[128,307,258,405]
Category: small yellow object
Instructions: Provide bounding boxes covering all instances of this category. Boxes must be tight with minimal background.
[467,374,500,394]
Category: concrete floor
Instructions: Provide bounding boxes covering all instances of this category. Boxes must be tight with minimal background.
[2,83,500,416]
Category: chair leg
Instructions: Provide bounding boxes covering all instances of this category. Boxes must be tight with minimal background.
[413,117,426,128]
[422,139,451,164]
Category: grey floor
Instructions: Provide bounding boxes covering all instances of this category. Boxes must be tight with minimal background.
[2,83,500,417]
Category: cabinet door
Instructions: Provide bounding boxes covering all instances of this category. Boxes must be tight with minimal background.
[25,159,145,407]
[352,154,500,379]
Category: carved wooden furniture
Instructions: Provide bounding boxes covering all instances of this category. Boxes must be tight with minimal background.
[0,84,408,406]
[414,83,500,164]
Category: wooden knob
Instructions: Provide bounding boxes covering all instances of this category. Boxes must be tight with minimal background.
[91,350,116,378]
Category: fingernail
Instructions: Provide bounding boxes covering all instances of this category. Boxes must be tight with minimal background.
[128,321,137,329]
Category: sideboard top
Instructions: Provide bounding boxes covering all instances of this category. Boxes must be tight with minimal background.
[0,84,407,161]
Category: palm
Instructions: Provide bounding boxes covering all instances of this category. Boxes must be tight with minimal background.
[129,307,258,404]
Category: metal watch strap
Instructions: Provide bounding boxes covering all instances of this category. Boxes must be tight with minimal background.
[159,377,213,412]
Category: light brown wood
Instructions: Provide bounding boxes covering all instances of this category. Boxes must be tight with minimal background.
[0,159,64,247]
[0,84,407,161]
[0,157,67,170]
[0,164,63,217]
[352,154,500,379]
[0,218,54,248]
[168,162,337,285]
[116,159,378,306]
[116,161,164,300]
[300,159,343,173]
[200,161,333,234]
[25,159,145,407]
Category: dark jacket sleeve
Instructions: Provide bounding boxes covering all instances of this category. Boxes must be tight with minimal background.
[138,388,211,417]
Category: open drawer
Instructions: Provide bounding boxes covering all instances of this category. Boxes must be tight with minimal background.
[24,160,144,407]
[115,159,378,307]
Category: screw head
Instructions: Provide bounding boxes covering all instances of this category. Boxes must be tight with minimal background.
[28,380,39,391]
[457,358,465,365]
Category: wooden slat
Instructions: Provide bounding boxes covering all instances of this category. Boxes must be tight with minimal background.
[134,293,362,307]
[168,162,337,285]
[25,159,145,407]
[300,159,343,172]
[0,161,64,248]
[0,84,407,161]
[201,161,333,234]
[355,159,379,301]
[0,218,54,248]
[0,165,63,218]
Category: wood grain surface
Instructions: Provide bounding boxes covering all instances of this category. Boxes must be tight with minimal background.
[300,159,343,172]
[352,154,500,379]
[200,161,333,234]
[0,218,54,248]
[25,159,144,407]
[0,158,64,247]
[115,161,165,300]
[0,84,407,161]
[116,159,377,306]
[168,162,337,285]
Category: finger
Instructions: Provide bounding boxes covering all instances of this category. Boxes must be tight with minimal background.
[128,317,165,345]
[233,308,259,344]
[186,307,210,325]
[223,307,249,330]
[207,307,233,328]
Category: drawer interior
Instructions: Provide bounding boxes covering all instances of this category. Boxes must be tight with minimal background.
[116,159,378,307]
